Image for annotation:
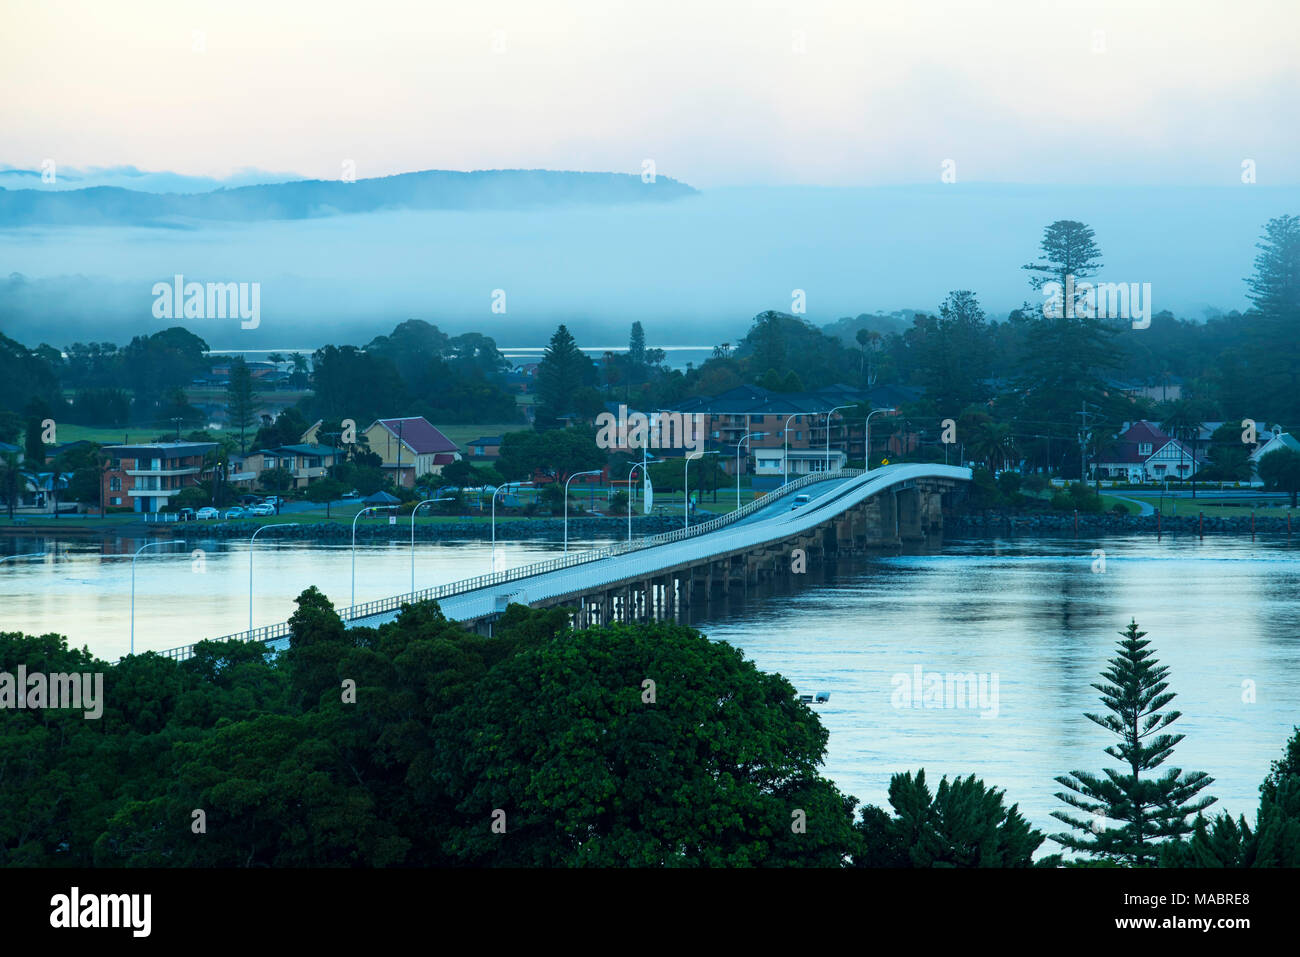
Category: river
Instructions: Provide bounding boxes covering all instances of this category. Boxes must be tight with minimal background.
[2,530,1297,841]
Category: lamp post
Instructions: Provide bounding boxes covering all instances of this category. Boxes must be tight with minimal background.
[864,408,896,471]
[626,464,646,541]
[410,498,454,591]
[564,470,602,553]
[351,505,387,609]
[684,450,718,528]
[492,482,533,567]
[736,432,766,512]
[130,539,184,656]
[781,413,799,486]
[250,523,299,633]
[825,404,853,472]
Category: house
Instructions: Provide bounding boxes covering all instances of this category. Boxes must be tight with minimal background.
[465,436,503,462]
[670,383,919,488]
[1096,421,1205,482]
[362,417,461,488]
[243,444,343,488]
[0,441,22,464]
[1250,432,1300,482]
[100,441,217,512]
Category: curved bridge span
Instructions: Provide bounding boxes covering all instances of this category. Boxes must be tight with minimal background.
[354,462,971,633]
[159,464,969,659]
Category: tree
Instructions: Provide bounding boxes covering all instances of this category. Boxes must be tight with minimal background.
[1244,215,1300,423]
[1257,446,1300,507]
[258,467,295,493]
[1162,726,1300,868]
[535,325,596,428]
[1013,222,1121,445]
[853,770,1044,867]
[1051,620,1216,866]
[628,321,646,369]
[305,477,346,518]
[430,619,858,866]
[1157,399,1211,495]
[0,450,22,519]
[225,358,259,453]
[23,417,45,465]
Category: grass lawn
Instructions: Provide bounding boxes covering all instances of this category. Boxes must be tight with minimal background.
[50,424,243,446]
[1111,495,1296,519]
[436,423,529,448]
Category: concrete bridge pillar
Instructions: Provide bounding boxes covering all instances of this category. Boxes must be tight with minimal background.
[899,487,925,542]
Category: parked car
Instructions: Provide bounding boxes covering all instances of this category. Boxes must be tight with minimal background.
[341,490,360,499]
[177,507,196,521]
[790,493,812,511]
[248,503,276,516]
[223,507,247,520]
[261,495,285,506]
[196,507,219,520]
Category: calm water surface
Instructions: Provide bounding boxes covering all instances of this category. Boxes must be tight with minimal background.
[2,531,1297,840]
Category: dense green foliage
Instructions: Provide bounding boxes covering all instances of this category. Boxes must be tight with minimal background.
[3,601,1297,868]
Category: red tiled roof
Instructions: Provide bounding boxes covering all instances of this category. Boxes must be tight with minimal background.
[374,417,458,455]
[1098,420,1170,464]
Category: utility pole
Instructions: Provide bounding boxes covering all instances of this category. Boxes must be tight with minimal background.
[1077,402,1101,491]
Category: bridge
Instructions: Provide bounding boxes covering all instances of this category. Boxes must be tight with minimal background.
[156,464,971,660]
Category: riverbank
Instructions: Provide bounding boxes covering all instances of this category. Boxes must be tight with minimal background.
[949,508,1298,536]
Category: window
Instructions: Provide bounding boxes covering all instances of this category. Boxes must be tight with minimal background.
[111,458,121,470]
[111,497,121,506]
[1138,443,1152,455]
[110,477,121,491]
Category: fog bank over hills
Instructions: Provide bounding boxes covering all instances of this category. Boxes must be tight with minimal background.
[1,181,1295,350]
[0,168,697,227]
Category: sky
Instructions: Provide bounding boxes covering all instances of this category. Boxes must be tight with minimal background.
[3,0,1298,188]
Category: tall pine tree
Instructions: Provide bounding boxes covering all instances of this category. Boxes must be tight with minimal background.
[535,324,595,429]
[1051,619,1216,866]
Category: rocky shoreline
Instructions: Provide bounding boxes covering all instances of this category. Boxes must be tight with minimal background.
[948,508,1297,536]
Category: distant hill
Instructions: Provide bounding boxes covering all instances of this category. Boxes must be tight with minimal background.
[0,168,699,226]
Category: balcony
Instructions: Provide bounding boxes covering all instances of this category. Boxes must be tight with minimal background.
[124,466,202,477]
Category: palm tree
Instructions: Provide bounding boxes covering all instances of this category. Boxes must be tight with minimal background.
[0,451,22,520]
[288,352,309,388]
[968,421,1018,473]
[1158,400,1205,498]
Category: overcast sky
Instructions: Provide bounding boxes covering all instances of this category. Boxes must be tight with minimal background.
[3,0,1297,188]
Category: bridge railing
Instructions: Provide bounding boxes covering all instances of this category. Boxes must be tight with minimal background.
[145,469,866,661]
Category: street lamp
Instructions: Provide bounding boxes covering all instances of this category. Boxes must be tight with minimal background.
[250,523,299,632]
[410,497,454,590]
[781,413,799,486]
[736,432,766,512]
[825,404,853,472]
[684,450,719,529]
[130,539,184,655]
[492,482,533,567]
[626,463,647,542]
[351,505,387,609]
[864,408,896,471]
[564,470,602,553]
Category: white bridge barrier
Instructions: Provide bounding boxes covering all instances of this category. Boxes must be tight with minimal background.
[149,465,969,662]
